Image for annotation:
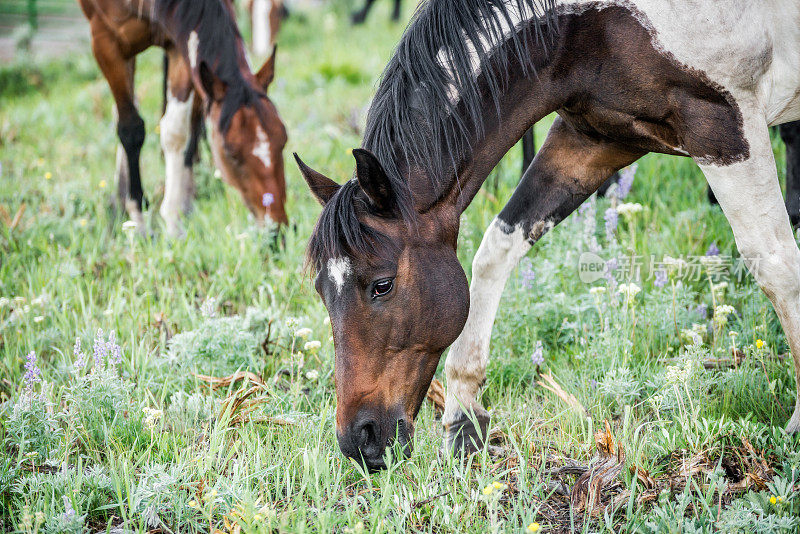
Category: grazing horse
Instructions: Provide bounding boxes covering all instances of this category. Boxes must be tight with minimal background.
[351,0,402,24]
[79,0,288,237]
[297,0,800,470]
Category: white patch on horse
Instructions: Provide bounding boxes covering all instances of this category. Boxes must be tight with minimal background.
[252,0,273,57]
[436,2,540,104]
[327,257,352,295]
[188,31,199,69]
[253,125,272,169]
[443,218,532,429]
[159,87,195,238]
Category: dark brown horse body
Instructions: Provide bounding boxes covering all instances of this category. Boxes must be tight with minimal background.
[79,0,287,236]
[299,0,800,470]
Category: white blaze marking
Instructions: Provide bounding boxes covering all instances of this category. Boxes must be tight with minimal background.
[327,257,352,295]
[252,0,273,57]
[253,126,272,168]
[188,31,199,68]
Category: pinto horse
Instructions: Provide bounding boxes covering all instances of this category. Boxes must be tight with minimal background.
[79,0,288,237]
[297,0,800,470]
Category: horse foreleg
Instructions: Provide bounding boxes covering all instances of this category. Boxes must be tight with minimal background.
[391,0,402,21]
[781,121,800,228]
[91,32,146,230]
[159,48,197,238]
[700,112,800,433]
[443,117,641,454]
[351,0,376,25]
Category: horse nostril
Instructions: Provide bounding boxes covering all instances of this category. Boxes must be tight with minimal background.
[354,419,380,454]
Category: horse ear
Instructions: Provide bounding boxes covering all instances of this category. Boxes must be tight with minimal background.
[255,46,277,91]
[294,153,340,205]
[352,148,394,213]
[198,62,226,102]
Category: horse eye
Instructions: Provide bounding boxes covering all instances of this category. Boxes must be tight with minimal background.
[372,279,394,298]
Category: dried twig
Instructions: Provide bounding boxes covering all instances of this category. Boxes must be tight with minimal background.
[571,421,625,513]
[536,371,588,418]
[195,371,268,390]
[426,378,445,416]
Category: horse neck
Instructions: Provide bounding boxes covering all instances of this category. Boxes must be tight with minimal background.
[421,62,562,217]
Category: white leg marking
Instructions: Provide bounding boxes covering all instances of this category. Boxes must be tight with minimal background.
[699,109,800,432]
[187,32,199,69]
[252,0,273,57]
[159,88,195,238]
[443,218,532,429]
[327,257,352,295]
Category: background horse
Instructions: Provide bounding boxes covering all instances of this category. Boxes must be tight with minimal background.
[351,0,403,24]
[79,0,288,237]
[297,0,800,470]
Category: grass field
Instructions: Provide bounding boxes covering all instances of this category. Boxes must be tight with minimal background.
[2,2,800,532]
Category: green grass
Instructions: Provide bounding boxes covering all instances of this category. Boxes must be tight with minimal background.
[2,3,800,532]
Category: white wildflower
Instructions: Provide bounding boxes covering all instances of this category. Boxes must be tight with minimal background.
[295,327,312,339]
[618,283,641,302]
[589,286,606,295]
[305,370,320,381]
[616,202,643,219]
[304,340,321,352]
[142,407,163,430]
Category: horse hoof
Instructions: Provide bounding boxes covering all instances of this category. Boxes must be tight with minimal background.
[444,409,490,457]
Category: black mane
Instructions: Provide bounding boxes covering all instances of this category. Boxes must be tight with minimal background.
[156,0,264,133]
[309,0,559,270]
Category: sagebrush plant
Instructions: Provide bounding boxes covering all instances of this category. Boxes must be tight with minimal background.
[2,0,800,531]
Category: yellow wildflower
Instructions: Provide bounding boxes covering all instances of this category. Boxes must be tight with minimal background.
[527,522,541,533]
[492,481,507,490]
[756,339,765,349]
[482,485,494,496]
[99,180,107,189]
[79,218,87,227]
[778,496,784,503]
[188,500,198,508]
[770,496,777,505]
[44,172,52,180]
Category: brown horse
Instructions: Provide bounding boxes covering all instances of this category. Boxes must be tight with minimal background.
[79,0,288,237]
[297,0,800,470]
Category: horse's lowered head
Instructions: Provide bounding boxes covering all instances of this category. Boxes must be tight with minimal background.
[200,48,288,225]
[297,149,469,470]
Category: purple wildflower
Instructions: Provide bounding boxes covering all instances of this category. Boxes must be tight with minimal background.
[106,330,122,366]
[654,269,668,288]
[520,260,536,289]
[589,379,598,389]
[23,351,41,395]
[262,192,275,208]
[604,257,619,291]
[705,242,720,257]
[617,163,638,200]
[62,496,76,520]
[93,328,107,369]
[531,341,544,366]
[604,207,618,239]
[695,303,708,318]
[73,337,86,370]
